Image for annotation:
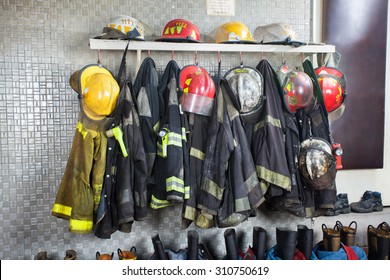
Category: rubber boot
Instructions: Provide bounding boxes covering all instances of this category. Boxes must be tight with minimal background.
[336,221,357,247]
[322,223,340,251]
[224,228,239,260]
[118,247,137,260]
[34,251,48,260]
[187,230,199,260]
[276,227,297,260]
[367,222,390,260]
[296,225,313,260]
[253,227,267,260]
[64,249,77,260]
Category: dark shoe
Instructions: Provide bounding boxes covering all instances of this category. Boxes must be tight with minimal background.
[276,227,297,260]
[64,249,77,260]
[351,190,383,213]
[322,223,340,251]
[324,193,351,216]
[34,251,49,260]
[253,227,267,260]
[297,225,313,260]
[336,221,357,247]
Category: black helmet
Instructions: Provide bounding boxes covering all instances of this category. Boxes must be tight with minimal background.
[298,137,336,190]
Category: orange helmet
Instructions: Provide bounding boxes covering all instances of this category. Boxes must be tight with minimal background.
[179,65,216,116]
[278,65,313,114]
[315,66,347,121]
[157,19,201,42]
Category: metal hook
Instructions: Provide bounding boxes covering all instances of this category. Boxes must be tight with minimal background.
[301,52,305,63]
[239,51,243,67]
[194,51,198,65]
[171,50,175,60]
[218,51,221,63]
[148,50,151,57]
[97,49,101,65]
[260,52,264,61]
[281,53,286,65]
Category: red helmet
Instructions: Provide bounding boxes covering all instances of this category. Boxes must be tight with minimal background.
[315,66,347,121]
[157,19,201,42]
[279,65,314,114]
[179,65,216,116]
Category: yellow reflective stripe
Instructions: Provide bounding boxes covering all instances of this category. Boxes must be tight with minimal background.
[181,127,187,141]
[93,183,102,207]
[190,147,205,161]
[150,195,172,209]
[182,205,197,221]
[244,172,259,193]
[256,165,291,191]
[202,177,223,200]
[253,115,282,133]
[52,203,72,217]
[166,176,185,194]
[184,186,190,199]
[153,121,160,132]
[235,197,251,212]
[76,121,88,139]
[167,132,182,147]
[69,218,93,232]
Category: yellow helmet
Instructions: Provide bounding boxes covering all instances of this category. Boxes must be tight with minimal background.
[71,65,120,120]
[214,21,255,44]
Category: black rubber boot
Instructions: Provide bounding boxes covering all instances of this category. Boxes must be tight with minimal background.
[224,228,239,260]
[367,222,390,260]
[187,230,199,260]
[253,227,267,260]
[276,227,297,260]
[297,225,313,260]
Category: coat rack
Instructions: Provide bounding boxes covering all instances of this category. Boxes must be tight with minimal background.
[89,39,336,72]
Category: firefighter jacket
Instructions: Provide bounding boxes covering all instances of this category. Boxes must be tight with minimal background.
[196,79,264,228]
[150,60,190,209]
[94,80,148,238]
[253,59,291,195]
[296,59,337,216]
[133,57,159,186]
[181,113,211,229]
[52,109,113,233]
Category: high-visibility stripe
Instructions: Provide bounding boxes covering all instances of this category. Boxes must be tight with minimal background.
[166,176,185,194]
[76,121,88,139]
[190,147,205,161]
[153,121,160,132]
[244,171,259,193]
[256,165,291,191]
[167,132,182,147]
[202,177,224,200]
[93,183,103,207]
[184,186,190,199]
[235,197,251,212]
[181,127,187,141]
[150,195,172,209]
[253,115,282,132]
[182,205,197,221]
[52,203,72,217]
[69,218,93,232]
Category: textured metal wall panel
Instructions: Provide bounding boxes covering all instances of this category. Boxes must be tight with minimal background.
[0,0,313,260]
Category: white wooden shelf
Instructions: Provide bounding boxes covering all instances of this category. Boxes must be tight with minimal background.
[89,39,336,54]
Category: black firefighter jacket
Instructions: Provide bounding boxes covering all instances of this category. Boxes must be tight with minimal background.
[95,79,148,238]
[196,79,264,228]
[150,60,190,209]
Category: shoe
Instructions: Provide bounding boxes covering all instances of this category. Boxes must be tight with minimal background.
[350,190,383,213]
[324,193,351,216]
[64,249,77,260]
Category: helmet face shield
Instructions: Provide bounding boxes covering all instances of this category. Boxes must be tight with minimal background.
[179,65,215,116]
[224,67,264,123]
